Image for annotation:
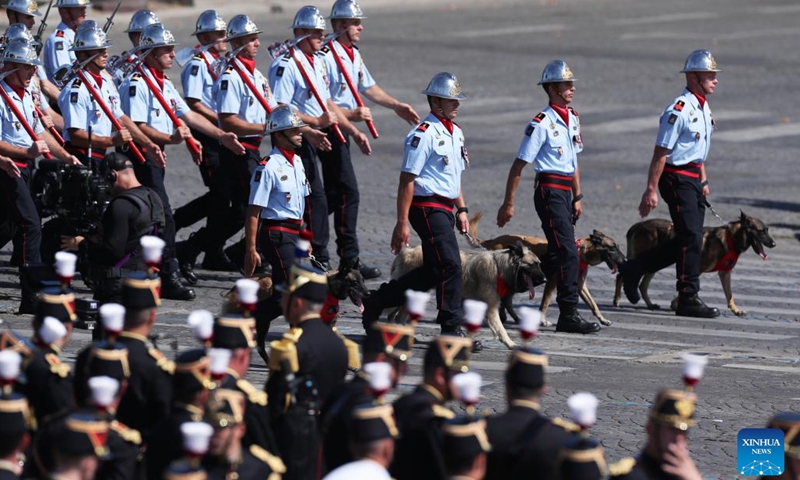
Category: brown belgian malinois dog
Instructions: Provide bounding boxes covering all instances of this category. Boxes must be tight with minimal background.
[613,211,776,316]
[468,213,625,327]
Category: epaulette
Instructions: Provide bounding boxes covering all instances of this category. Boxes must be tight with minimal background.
[568,106,578,117]
[237,378,267,406]
[148,348,175,374]
[130,73,141,81]
[193,53,202,60]
[70,78,83,89]
[551,417,581,432]
[55,30,65,38]
[109,420,142,445]
[673,100,685,112]
[334,329,361,370]
[609,457,636,476]
[282,52,291,60]
[532,112,547,123]
[433,404,456,420]
[267,329,302,373]
[250,445,287,474]
[320,46,330,54]
[416,122,430,133]
[45,353,70,378]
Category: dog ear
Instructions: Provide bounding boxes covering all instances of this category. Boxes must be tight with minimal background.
[509,241,524,257]
[740,210,751,226]
[589,233,603,245]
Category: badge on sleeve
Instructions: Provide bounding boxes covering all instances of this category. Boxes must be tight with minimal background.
[220,80,228,91]
[533,112,546,123]
[410,136,420,148]
[190,65,199,76]
[70,92,78,103]
[673,100,685,112]
[128,86,136,97]
[55,42,63,51]
[525,124,535,136]
[668,113,677,125]
[254,171,262,182]
[276,66,285,77]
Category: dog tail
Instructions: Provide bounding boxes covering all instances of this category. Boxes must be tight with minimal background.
[467,212,484,248]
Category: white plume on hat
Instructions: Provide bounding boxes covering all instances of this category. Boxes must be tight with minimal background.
[187,310,214,343]
[363,362,392,394]
[99,303,125,333]
[462,299,488,330]
[518,307,542,336]
[568,392,599,428]
[452,371,482,405]
[405,289,431,318]
[208,348,232,377]
[181,421,214,455]
[140,235,166,264]
[54,251,77,278]
[682,353,708,381]
[89,376,120,408]
[235,279,259,304]
[39,316,67,345]
[0,350,22,382]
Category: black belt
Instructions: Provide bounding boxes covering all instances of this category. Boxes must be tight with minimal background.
[261,219,302,233]
[535,173,573,191]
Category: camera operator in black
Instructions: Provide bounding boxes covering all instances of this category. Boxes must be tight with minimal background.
[60,153,165,303]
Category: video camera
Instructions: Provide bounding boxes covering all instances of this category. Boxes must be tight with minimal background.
[33,160,112,231]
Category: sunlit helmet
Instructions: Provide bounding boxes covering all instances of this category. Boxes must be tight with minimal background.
[3,23,38,46]
[1,38,41,66]
[226,15,261,42]
[421,72,467,100]
[680,49,721,73]
[192,10,227,36]
[54,0,92,8]
[291,6,326,30]
[71,25,111,52]
[124,9,159,34]
[3,0,42,17]
[265,105,308,134]
[75,19,99,34]
[139,23,178,50]
[538,59,577,85]
[329,0,367,20]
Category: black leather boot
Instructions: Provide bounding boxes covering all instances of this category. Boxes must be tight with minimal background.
[675,294,720,318]
[160,271,196,301]
[176,233,204,285]
[556,306,601,334]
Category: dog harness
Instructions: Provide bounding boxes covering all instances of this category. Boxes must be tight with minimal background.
[576,239,589,277]
[320,292,339,323]
[711,229,740,272]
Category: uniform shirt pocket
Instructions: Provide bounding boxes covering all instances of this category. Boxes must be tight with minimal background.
[433,144,453,169]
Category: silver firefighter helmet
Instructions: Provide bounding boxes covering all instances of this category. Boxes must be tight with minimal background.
[125,9,159,34]
[139,23,178,50]
[680,49,721,73]
[265,105,308,134]
[421,72,467,100]
[71,25,111,52]
[226,15,261,42]
[192,10,227,36]
[329,0,367,20]
[538,59,577,85]
[291,5,326,30]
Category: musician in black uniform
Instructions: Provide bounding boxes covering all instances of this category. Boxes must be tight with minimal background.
[202,388,286,480]
[145,348,211,480]
[608,390,703,480]
[267,262,348,480]
[556,433,609,480]
[212,313,278,454]
[0,370,30,480]
[116,274,174,435]
[441,418,492,480]
[321,321,414,473]
[390,334,473,480]
[485,347,579,480]
[45,412,110,480]
[322,403,398,480]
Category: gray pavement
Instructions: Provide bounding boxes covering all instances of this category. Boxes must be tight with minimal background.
[3,0,800,477]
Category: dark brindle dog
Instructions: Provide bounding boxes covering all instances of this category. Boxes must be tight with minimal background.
[613,211,776,316]
[469,213,625,326]
[222,266,369,318]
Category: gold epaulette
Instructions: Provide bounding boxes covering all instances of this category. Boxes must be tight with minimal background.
[432,404,456,420]
[110,420,142,445]
[237,378,267,406]
[250,444,286,474]
[130,73,141,81]
[148,348,175,374]
[70,78,83,89]
[45,353,70,378]
[609,457,636,476]
[267,329,302,373]
[551,417,581,433]
[193,54,202,60]
[333,329,360,370]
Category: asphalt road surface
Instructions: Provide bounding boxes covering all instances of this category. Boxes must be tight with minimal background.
[3,0,800,477]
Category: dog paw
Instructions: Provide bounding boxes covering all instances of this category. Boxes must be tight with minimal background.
[598,317,613,326]
[733,309,747,317]
[541,319,554,327]
[649,304,662,311]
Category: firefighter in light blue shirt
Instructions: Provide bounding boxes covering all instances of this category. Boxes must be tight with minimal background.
[244,105,310,361]
[497,59,600,335]
[42,0,90,84]
[267,5,372,271]
[621,50,722,319]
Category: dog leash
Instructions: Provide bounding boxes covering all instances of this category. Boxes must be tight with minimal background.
[308,254,331,273]
[704,198,727,224]
[461,231,488,251]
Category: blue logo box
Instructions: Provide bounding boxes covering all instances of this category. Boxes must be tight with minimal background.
[738,428,784,476]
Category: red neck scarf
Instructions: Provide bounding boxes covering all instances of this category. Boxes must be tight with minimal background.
[147,66,165,90]
[278,147,296,166]
[337,40,355,62]
[432,112,454,135]
[6,82,25,100]
[86,70,103,88]
[303,52,315,69]
[550,103,570,126]
[690,89,706,109]
[237,56,256,75]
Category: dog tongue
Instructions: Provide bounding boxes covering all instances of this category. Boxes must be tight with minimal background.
[760,252,768,260]
[525,276,536,300]
[358,301,364,313]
